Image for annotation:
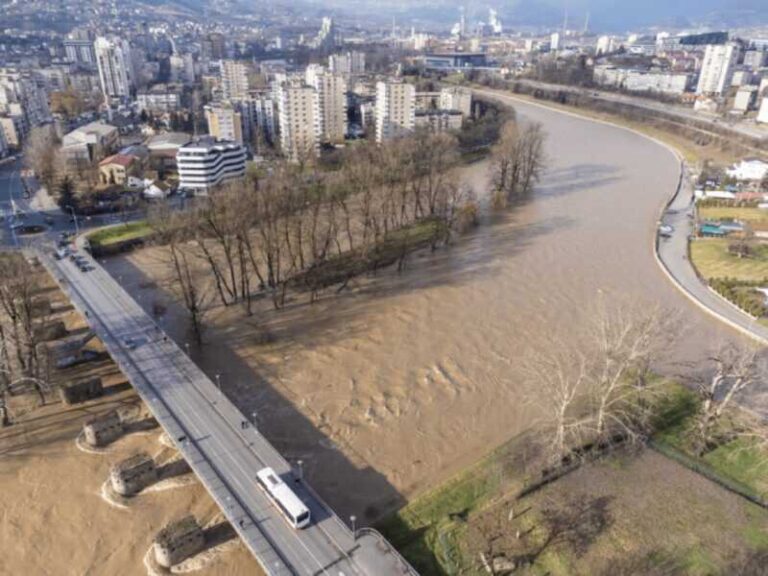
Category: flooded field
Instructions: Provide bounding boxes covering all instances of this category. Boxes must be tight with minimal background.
[107,97,743,533]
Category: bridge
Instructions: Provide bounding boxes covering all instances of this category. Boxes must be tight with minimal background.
[38,245,417,576]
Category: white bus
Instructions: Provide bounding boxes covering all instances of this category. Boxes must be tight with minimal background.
[256,467,311,529]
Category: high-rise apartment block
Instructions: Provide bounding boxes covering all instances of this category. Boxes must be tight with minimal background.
[220,60,250,100]
[696,44,738,96]
[64,29,97,69]
[311,72,347,144]
[205,103,244,144]
[375,81,415,143]
[94,36,135,105]
[328,52,366,76]
[439,87,472,118]
[276,79,320,161]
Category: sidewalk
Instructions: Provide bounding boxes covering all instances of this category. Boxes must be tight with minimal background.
[656,166,768,415]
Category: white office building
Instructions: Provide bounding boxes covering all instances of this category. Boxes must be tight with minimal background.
[312,72,347,144]
[276,79,320,161]
[94,36,135,105]
[176,137,247,193]
[696,44,738,96]
[375,81,415,143]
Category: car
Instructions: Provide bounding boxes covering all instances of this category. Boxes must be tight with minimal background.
[78,264,90,272]
[123,337,137,350]
[658,224,674,238]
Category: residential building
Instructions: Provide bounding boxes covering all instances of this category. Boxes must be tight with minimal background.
[726,158,768,181]
[237,95,276,146]
[0,67,51,136]
[63,29,96,69]
[731,70,754,87]
[415,110,463,133]
[61,121,118,164]
[375,81,415,143]
[757,97,768,124]
[137,85,182,113]
[328,51,366,76]
[94,36,135,105]
[276,79,320,161]
[205,102,243,144]
[145,131,191,173]
[98,153,141,186]
[594,66,692,95]
[202,33,226,60]
[176,137,247,193]
[312,72,347,144]
[696,44,738,96]
[0,125,8,158]
[733,86,758,112]
[220,60,249,100]
[439,86,472,118]
[743,50,767,70]
[0,116,21,148]
[415,92,441,111]
[550,32,561,51]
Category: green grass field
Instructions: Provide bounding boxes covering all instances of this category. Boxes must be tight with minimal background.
[690,238,768,282]
[698,206,768,225]
[87,220,152,249]
[379,383,768,575]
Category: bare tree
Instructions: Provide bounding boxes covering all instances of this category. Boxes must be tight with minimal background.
[24,126,61,193]
[490,121,546,207]
[694,343,765,456]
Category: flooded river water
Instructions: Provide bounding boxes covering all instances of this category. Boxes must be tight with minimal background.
[107,95,746,531]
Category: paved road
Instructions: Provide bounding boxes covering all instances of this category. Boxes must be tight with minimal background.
[657,166,768,352]
[510,78,768,143]
[35,243,416,575]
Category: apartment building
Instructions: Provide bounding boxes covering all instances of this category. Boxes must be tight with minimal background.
[328,51,366,76]
[176,137,247,193]
[276,79,320,161]
[137,85,182,113]
[205,103,243,144]
[220,60,250,100]
[696,44,738,96]
[311,72,347,144]
[375,81,415,143]
[439,86,472,117]
[0,68,51,143]
[94,36,135,104]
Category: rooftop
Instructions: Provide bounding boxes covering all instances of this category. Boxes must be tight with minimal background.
[99,153,135,168]
[145,132,192,150]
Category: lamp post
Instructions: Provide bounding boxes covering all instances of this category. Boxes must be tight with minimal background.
[66,205,79,235]
[215,373,221,393]
[350,515,357,541]
[185,342,191,356]
[296,459,303,481]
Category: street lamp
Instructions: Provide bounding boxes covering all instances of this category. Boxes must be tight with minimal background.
[215,373,221,393]
[65,205,79,235]
[350,515,357,541]
[185,342,190,356]
[251,410,258,430]
[296,459,303,481]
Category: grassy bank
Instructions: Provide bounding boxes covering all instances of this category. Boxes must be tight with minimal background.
[378,383,768,575]
[698,206,768,226]
[690,238,768,282]
[87,220,152,250]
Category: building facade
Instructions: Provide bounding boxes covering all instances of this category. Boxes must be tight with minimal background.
[220,59,249,100]
[375,81,415,143]
[204,103,244,144]
[439,86,472,117]
[94,36,135,105]
[312,72,347,144]
[276,80,320,161]
[176,137,247,193]
[696,44,738,96]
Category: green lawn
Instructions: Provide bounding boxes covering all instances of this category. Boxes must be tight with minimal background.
[379,382,768,575]
[698,206,768,225]
[87,220,152,248]
[690,238,768,282]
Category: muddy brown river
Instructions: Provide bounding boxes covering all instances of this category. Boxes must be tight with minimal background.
[106,95,749,536]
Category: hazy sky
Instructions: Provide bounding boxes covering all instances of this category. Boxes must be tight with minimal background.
[348,0,768,31]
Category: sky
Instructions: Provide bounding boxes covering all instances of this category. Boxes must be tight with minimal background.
[319,0,768,32]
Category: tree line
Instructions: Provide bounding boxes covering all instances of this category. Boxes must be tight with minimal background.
[149,129,488,343]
